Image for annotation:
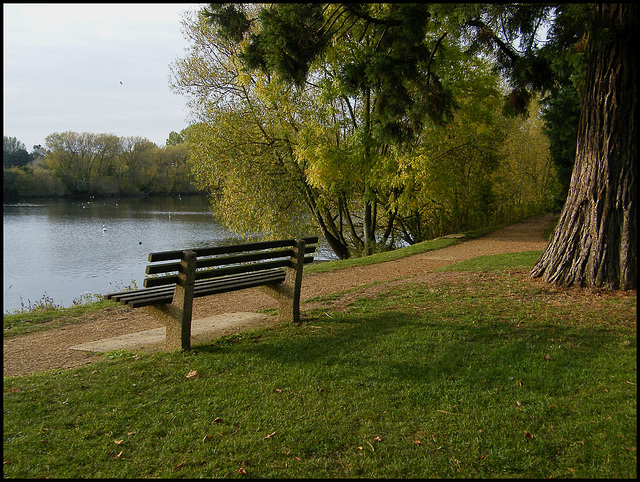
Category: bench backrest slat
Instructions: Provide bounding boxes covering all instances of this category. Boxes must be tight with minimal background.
[148,237,317,262]
[142,237,318,289]
[146,247,298,276]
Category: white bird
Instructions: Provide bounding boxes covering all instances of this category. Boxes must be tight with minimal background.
[102,224,107,232]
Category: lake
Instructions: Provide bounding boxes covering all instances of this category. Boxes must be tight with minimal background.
[3,195,329,314]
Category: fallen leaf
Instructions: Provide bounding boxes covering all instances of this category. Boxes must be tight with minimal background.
[274,388,283,393]
[518,380,524,387]
[264,431,277,439]
[358,446,364,451]
[524,431,534,439]
[126,431,136,436]
[374,436,382,442]
[202,435,211,442]
[186,370,199,379]
[114,439,124,445]
[516,400,523,406]
[545,354,552,360]
[413,440,423,445]
[238,467,247,475]
[213,417,223,423]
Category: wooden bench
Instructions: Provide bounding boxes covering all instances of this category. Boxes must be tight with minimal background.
[106,237,318,351]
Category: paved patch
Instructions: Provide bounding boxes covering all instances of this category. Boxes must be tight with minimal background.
[70,312,276,353]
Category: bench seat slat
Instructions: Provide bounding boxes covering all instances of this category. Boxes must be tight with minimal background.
[129,271,286,308]
[107,288,169,301]
[110,270,285,300]
[109,270,287,308]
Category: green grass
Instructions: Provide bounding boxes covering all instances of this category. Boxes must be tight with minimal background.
[435,251,544,272]
[3,252,636,478]
[306,236,461,274]
[3,299,118,338]
[304,223,503,275]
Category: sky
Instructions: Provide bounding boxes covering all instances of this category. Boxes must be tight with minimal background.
[3,3,204,151]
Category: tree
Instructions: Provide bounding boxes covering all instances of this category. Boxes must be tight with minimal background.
[443,3,635,290]
[220,3,634,290]
[3,136,32,168]
[171,13,322,246]
[175,4,558,259]
[189,4,469,257]
[494,99,560,220]
[530,4,636,290]
[166,131,184,146]
[115,137,158,193]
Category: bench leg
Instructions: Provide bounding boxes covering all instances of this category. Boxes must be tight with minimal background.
[144,250,196,351]
[261,239,305,323]
[143,304,189,351]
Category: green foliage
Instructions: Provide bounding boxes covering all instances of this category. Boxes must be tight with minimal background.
[3,136,33,168]
[537,5,591,203]
[494,99,562,218]
[165,131,185,146]
[172,6,561,260]
[201,3,252,44]
[214,3,457,144]
[185,114,314,239]
[435,4,591,209]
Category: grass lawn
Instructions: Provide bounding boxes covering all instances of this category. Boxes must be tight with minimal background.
[3,252,636,478]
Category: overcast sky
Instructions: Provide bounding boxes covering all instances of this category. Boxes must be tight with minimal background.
[3,3,204,151]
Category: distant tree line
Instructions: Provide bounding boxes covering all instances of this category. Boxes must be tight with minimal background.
[3,130,202,200]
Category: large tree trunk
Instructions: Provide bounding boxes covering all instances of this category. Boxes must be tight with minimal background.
[530,4,636,290]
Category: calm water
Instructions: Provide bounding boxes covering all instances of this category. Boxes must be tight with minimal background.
[3,196,265,313]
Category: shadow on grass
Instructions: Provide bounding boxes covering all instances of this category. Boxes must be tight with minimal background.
[194,306,632,399]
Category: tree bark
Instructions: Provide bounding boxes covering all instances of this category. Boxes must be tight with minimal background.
[530,4,636,290]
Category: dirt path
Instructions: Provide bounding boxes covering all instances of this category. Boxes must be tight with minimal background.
[3,213,556,378]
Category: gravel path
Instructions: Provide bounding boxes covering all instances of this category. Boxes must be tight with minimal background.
[3,213,556,377]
